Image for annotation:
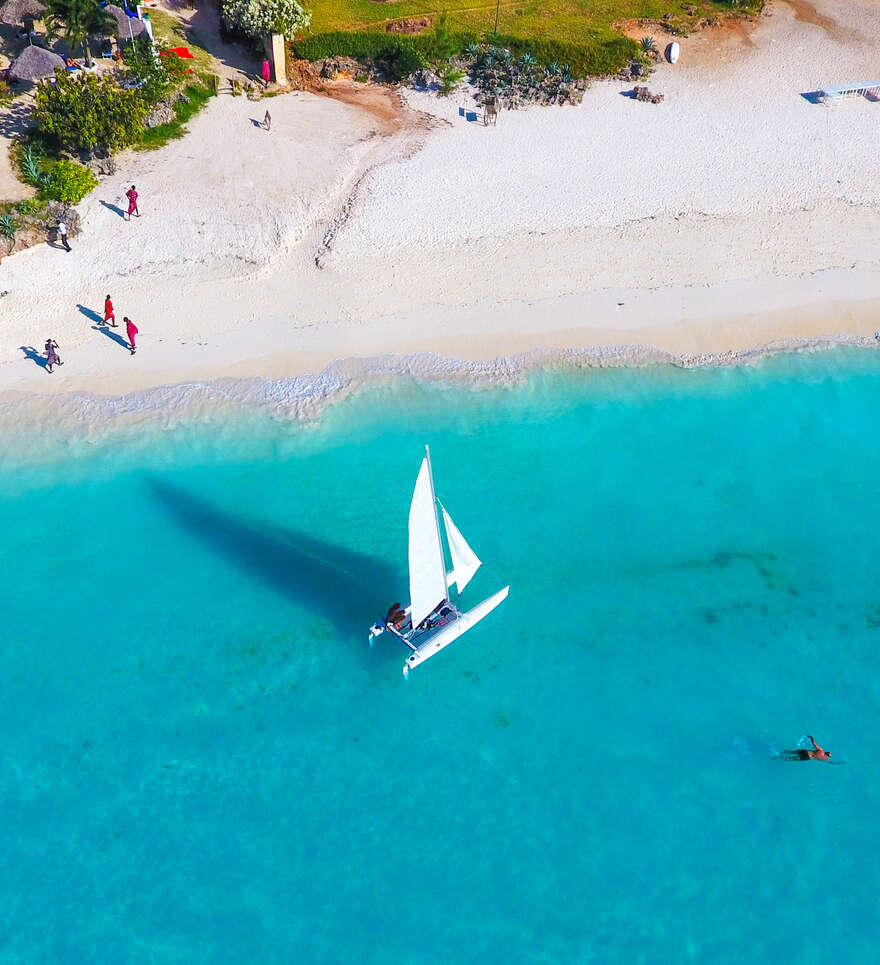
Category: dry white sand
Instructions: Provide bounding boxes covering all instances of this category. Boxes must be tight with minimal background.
[1,0,879,400]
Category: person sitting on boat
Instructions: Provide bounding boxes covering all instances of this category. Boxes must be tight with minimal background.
[778,735,832,762]
[385,602,407,630]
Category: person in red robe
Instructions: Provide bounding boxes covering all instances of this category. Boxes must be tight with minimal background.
[125,316,138,355]
[125,185,139,220]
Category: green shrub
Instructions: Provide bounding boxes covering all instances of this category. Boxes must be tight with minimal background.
[431,13,458,62]
[14,198,46,216]
[294,29,633,80]
[292,31,445,80]
[439,66,464,95]
[0,214,16,240]
[123,37,190,105]
[225,0,310,40]
[42,159,98,203]
[489,33,637,76]
[33,71,149,155]
[20,145,51,188]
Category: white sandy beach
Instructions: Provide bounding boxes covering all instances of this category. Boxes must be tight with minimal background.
[1,0,879,399]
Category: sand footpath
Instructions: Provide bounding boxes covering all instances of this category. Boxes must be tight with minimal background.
[1,0,879,399]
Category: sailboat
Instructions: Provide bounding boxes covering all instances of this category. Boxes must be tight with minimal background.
[369,446,509,677]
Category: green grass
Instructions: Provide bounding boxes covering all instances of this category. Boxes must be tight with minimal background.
[146,9,218,75]
[297,0,764,75]
[135,83,217,151]
[130,9,217,150]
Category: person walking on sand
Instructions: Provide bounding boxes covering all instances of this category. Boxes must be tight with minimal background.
[263,109,271,132]
[44,338,63,373]
[125,316,138,355]
[103,294,117,327]
[778,735,833,762]
[57,220,71,252]
[125,185,140,220]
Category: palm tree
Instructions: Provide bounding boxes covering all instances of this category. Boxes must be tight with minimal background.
[45,0,115,67]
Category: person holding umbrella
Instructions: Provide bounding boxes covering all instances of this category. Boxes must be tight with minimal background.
[44,337,63,372]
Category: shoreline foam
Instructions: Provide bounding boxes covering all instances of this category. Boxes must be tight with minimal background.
[3,337,878,463]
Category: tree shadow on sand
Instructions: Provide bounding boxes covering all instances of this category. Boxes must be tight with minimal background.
[147,477,403,638]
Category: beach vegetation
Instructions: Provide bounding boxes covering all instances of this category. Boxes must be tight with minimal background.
[468,41,585,105]
[123,36,190,104]
[0,214,16,240]
[33,71,149,155]
[14,198,46,216]
[21,145,51,190]
[41,159,99,203]
[439,66,465,95]
[224,0,311,41]
[294,0,764,79]
[43,0,116,68]
[431,13,458,62]
[291,31,431,80]
[641,35,656,52]
[15,141,99,202]
[135,82,217,150]
[145,9,216,74]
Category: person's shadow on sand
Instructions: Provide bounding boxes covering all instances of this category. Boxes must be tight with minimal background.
[20,346,48,369]
[100,200,126,218]
[77,304,103,323]
[92,325,130,350]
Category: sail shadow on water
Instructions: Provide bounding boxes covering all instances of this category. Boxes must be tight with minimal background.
[146,477,401,636]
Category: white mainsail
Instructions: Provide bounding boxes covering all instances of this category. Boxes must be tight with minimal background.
[441,506,482,594]
[408,455,447,628]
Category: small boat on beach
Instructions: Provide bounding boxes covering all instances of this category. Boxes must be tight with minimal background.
[369,446,509,677]
[666,42,680,64]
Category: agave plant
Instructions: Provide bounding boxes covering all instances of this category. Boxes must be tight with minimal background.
[560,65,572,84]
[0,214,16,240]
[22,146,52,189]
[546,61,560,76]
[519,53,537,69]
[465,43,480,58]
[641,36,656,53]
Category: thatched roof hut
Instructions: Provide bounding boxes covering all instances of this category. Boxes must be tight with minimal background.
[9,44,64,81]
[104,4,146,40]
[0,0,46,26]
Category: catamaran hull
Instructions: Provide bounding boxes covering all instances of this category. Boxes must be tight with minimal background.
[403,586,509,677]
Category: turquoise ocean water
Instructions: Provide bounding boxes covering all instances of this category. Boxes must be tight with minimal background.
[3,349,880,963]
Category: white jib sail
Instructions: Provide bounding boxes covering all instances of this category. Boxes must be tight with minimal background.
[441,506,482,594]
[409,456,447,628]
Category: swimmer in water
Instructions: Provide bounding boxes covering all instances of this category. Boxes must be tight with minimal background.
[778,735,832,761]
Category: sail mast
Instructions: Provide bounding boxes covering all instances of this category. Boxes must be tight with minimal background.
[424,445,449,605]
